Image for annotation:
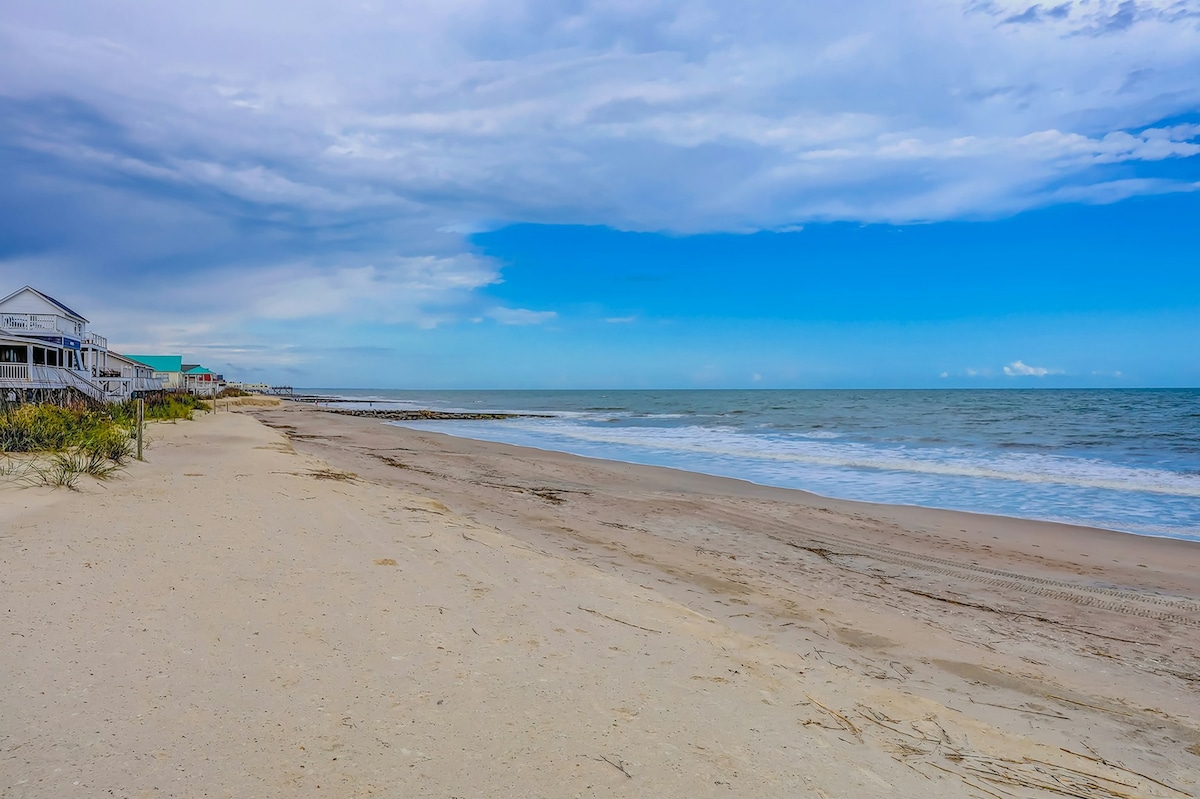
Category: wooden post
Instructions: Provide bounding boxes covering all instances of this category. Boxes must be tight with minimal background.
[136,397,144,461]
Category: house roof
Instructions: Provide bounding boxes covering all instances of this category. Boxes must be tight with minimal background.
[109,351,153,369]
[184,366,215,375]
[126,355,184,372]
[0,286,89,323]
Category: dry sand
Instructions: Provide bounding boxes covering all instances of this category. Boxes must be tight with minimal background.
[2,403,1198,798]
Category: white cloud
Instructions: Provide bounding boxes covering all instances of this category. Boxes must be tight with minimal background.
[5,252,504,377]
[1003,359,1062,376]
[604,316,637,323]
[132,255,500,334]
[485,307,558,325]
[980,0,1199,34]
[1,0,1199,380]
[2,0,1199,236]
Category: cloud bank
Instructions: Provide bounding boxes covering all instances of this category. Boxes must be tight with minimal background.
[1,0,1198,376]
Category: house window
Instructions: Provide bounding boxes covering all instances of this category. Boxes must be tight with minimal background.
[33,348,60,367]
[0,346,24,363]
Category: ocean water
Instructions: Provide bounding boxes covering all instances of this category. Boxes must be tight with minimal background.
[306,389,1200,541]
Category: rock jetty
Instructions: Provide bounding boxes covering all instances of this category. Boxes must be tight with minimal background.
[317,408,550,421]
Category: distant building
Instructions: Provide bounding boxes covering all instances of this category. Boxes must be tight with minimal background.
[126,355,185,390]
[227,381,270,393]
[183,365,220,394]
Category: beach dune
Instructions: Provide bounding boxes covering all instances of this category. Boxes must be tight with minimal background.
[2,407,1197,798]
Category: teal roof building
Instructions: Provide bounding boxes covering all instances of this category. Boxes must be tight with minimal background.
[126,355,183,373]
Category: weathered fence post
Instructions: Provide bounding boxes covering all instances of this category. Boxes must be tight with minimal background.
[136,397,144,461]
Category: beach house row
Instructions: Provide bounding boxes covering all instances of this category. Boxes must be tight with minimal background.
[0,285,165,404]
[121,356,233,395]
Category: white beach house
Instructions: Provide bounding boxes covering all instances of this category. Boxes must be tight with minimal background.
[182,365,221,395]
[124,355,186,390]
[102,351,167,396]
[0,285,163,404]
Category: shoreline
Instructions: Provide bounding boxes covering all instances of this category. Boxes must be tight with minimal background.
[4,405,1198,797]
[284,390,1200,543]
[384,419,1200,547]
[256,405,1200,644]
[270,405,1200,577]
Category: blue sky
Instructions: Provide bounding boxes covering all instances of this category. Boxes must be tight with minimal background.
[1,0,1198,387]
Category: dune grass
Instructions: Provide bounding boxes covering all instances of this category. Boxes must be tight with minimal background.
[0,393,208,488]
[0,404,132,488]
[110,393,209,425]
[0,403,133,458]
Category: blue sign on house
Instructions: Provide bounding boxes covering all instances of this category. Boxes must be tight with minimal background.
[29,334,80,349]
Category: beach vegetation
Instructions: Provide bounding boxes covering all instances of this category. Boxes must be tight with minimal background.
[0,403,132,488]
[0,402,131,457]
[28,451,122,488]
[0,392,213,488]
[110,393,209,424]
[80,423,135,463]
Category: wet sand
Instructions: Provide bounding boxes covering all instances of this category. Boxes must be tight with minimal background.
[2,404,1198,797]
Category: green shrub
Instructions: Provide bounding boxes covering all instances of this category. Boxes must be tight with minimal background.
[1,401,131,458]
[0,393,210,486]
[80,425,135,464]
[0,404,108,453]
[111,393,207,424]
[0,402,133,488]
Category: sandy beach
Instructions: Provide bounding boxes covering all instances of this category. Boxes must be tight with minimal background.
[3,403,1198,798]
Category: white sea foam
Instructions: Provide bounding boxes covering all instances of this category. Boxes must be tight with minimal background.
[384,416,1200,538]
[339,386,1200,539]
[498,421,1200,498]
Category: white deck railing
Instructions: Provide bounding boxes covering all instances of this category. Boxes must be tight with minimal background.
[134,376,165,392]
[0,313,83,337]
[84,331,108,348]
[0,363,30,381]
[0,364,157,401]
[29,365,111,402]
[95,376,133,400]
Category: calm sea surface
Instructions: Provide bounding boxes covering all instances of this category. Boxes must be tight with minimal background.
[305,389,1200,541]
